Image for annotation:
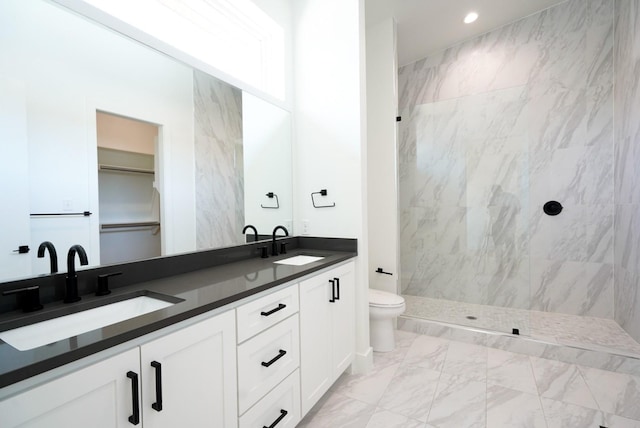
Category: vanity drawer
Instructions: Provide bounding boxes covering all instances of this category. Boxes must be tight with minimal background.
[237,314,300,414]
[239,369,301,428]
[236,285,299,343]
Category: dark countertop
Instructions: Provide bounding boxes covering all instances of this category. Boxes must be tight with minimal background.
[0,239,357,389]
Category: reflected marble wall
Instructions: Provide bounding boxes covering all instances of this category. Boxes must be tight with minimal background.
[399,0,615,318]
[614,0,640,342]
[194,70,245,249]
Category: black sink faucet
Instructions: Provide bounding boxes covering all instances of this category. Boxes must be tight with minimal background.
[271,225,289,256]
[242,225,259,243]
[37,241,58,274]
[65,244,88,303]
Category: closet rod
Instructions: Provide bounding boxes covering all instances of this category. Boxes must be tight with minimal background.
[101,221,160,230]
[98,164,154,175]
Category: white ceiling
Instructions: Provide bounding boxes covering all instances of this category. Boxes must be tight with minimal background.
[366,0,568,66]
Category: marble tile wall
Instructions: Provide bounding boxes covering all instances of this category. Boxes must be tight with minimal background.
[399,0,615,318]
[614,0,640,342]
[193,70,245,249]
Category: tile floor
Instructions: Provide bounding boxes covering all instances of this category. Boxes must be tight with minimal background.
[297,331,640,428]
[403,295,640,356]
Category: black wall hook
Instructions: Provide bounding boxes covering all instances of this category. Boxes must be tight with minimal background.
[311,189,336,208]
[261,192,280,209]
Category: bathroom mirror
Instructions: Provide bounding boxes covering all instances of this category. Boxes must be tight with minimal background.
[0,0,293,281]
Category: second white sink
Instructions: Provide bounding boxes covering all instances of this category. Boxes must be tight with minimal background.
[0,296,175,351]
[274,255,325,266]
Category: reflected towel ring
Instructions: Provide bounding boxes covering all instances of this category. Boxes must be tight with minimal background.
[261,192,280,209]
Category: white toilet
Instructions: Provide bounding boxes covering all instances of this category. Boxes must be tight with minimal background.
[369,288,406,352]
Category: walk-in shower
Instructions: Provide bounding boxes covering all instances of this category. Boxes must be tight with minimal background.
[397,0,640,360]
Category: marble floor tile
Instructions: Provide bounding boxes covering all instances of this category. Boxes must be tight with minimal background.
[486,385,547,428]
[601,414,640,428]
[402,334,450,370]
[426,376,486,428]
[487,348,538,394]
[441,341,488,382]
[579,365,640,420]
[297,391,376,428]
[375,330,419,364]
[300,329,640,428]
[331,356,401,405]
[377,364,440,421]
[530,356,599,410]
[364,408,425,428]
[541,397,604,428]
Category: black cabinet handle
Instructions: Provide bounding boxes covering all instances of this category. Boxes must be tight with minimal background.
[261,303,286,316]
[151,361,163,412]
[261,349,287,367]
[329,279,336,303]
[263,409,288,428]
[334,277,340,300]
[126,371,140,425]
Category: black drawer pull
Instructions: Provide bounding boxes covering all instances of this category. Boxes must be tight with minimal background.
[261,303,286,316]
[334,277,341,300]
[151,361,163,412]
[263,409,288,428]
[329,279,336,303]
[261,349,287,367]
[126,371,140,425]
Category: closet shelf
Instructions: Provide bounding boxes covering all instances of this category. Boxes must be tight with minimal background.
[98,164,154,175]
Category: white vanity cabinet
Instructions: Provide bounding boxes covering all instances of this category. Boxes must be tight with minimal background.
[0,347,140,428]
[0,310,238,428]
[299,261,355,414]
[236,284,301,427]
[139,310,237,428]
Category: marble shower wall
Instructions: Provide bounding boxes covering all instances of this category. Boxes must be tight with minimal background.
[399,0,615,318]
[614,0,640,342]
[193,70,245,249]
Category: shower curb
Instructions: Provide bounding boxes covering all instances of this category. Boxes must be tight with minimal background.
[398,315,640,377]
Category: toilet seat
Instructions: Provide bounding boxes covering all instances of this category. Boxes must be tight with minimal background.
[369,289,405,308]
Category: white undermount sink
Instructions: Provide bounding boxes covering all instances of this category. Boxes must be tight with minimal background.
[0,296,175,351]
[274,255,325,266]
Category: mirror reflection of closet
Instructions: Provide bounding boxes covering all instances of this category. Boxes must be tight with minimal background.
[96,111,161,265]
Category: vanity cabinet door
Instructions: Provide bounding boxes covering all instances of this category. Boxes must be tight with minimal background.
[299,261,355,415]
[140,310,237,428]
[299,268,333,415]
[329,263,356,376]
[0,348,140,428]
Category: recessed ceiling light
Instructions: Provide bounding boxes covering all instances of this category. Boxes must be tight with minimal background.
[464,12,479,24]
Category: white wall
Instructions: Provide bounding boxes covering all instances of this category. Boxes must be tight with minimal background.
[366,18,399,294]
[0,0,195,273]
[292,0,371,372]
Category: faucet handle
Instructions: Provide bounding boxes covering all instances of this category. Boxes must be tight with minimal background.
[2,286,43,312]
[258,246,269,259]
[279,242,288,254]
[96,272,122,296]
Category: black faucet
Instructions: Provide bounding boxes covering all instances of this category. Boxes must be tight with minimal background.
[242,225,259,243]
[37,241,58,274]
[271,225,289,256]
[65,245,88,303]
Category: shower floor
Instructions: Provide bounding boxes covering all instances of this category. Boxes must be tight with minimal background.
[402,295,640,357]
